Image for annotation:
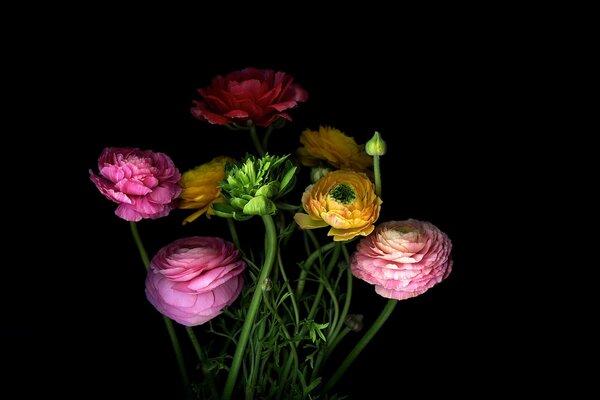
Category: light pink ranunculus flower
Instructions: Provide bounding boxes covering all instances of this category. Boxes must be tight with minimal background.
[89,147,181,221]
[145,236,246,327]
[351,219,453,300]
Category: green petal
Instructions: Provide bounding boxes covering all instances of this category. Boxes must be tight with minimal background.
[243,195,277,216]
[255,182,279,198]
[230,197,249,210]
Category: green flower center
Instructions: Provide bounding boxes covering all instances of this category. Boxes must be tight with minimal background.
[329,184,356,204]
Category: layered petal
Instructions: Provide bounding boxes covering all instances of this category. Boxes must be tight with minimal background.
[294,170,381,241]
[89,147,181,221]
[351,220,453,300]
[191,67,307,128]
[145,236,246,327]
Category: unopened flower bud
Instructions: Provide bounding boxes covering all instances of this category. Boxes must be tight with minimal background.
[344,314,364,332]
[365,131,386,156]
[310,166,331,183]
[261,278,273,291]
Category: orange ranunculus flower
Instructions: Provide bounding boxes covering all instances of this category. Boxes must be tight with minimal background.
[296,126,373,173]
[179,156,233,224]
[294,170,382,241]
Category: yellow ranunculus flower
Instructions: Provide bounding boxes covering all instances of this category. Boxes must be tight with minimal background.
[294,170,382,241]
[296,126,373,172]
[179,156,233,224]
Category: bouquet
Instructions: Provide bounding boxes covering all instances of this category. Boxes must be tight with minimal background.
[89,67,453,399]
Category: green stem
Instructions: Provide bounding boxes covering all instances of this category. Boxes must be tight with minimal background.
[327,327,351,356]
[263,291,300,399]
[221,214,277,400]
[373,154,382,198]
[129,221,150,270]
[186,327,219,400]
[246,319,266,400]
[296,240,337,299]
[330,246,353,342]
[249,124,266,156]
[163,317,192,399]
[261,125,274,153]
[226,218,241,249]
[129,222,191,399]
[323,299,397,393]
[307,243,340,321]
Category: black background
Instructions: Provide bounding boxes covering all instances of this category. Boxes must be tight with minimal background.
[4,20,529,398]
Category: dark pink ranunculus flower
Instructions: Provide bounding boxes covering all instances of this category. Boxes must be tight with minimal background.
[89,147,181,221]
[351,219,453,300]
[191,67,308,128]
[145,236,246,327]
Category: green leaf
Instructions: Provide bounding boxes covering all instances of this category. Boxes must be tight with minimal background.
[279,164,297,194]
[276,292,292,308]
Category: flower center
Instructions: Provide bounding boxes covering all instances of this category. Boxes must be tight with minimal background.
[329,184,356,204]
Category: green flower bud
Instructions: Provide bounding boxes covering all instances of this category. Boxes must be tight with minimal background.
[365,131,386,156]
[344,314,364,332]
[310,166,331,183]
[261,278,273,291]
[220,153,297,218]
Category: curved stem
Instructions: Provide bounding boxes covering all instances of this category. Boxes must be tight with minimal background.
[226,218,240,250]
[296,241,337,299]
[323,299,397,393]
[307,243,340,322]
[129,222,191,399]
[221,214,277,400]
[261,125,274,153]
[249,125,266,156]
[326,327,351,356]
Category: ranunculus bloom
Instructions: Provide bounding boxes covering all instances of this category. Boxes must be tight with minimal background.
[191,67,308,128]
[351,219,453,300]
[89,147,181,221]
[145,236,246,327]
[178,156,233,224]
[297,126,373,173]
[294,170,382,241]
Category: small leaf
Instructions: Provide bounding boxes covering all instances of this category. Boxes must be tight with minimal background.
[305,377,322,394]
[279,165,297,194]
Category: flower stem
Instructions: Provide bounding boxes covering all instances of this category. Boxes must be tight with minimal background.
[129,222,191,399]
[323,299,397,393]
[373,155,382,198]
[129,221,150,270]
[262,125,274,152]
[186,327,219,400]
[249,124,266,156]
[221,214,277,400]
[296,240,337,299]
[226,217,240,249]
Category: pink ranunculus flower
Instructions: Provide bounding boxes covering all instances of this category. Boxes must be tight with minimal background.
[145,236,246,327]
[191,67,308,128]
[351,219,453,300]
[89,147,181,222]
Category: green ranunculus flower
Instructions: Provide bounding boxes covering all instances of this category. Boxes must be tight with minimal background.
[212,153,297,220]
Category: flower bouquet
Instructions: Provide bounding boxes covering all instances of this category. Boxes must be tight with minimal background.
[89,67,453,399]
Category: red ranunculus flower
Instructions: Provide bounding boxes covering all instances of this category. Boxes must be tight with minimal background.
[191,67,308,128]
